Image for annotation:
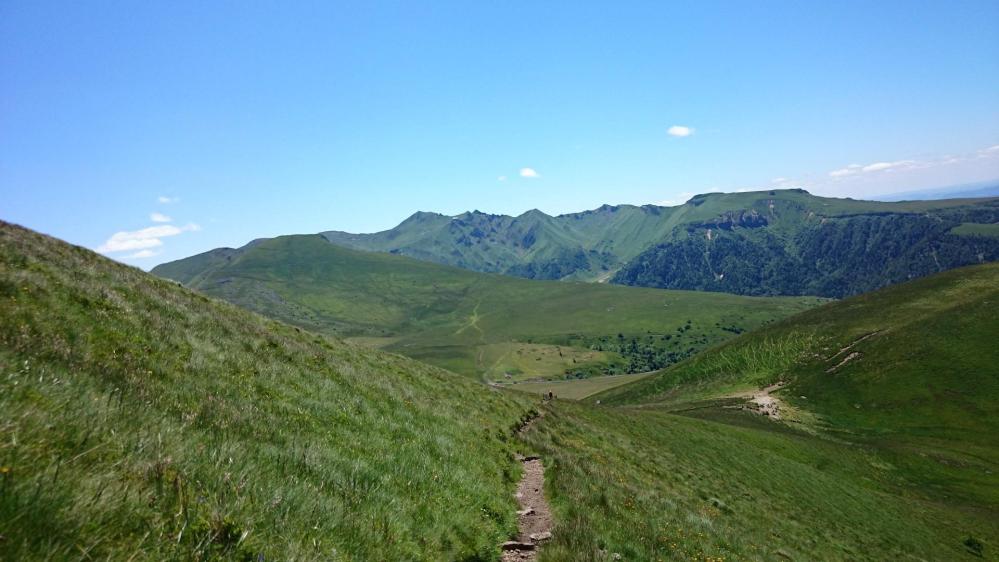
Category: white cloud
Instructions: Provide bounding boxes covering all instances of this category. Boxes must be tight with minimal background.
[977,145,999,158]
[125,249,159,259]
[97,223,200,254]
[862,160,915,173]
[830,159,919,178]
[157,196,178,204]
[656,191,694,206]
[667,125,694,137]
[829,164,862,177]
[150,212,172,223]
[497,175,507,182]
[519,168,540,178]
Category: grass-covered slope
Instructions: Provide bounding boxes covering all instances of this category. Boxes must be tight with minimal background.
[0,221,536,561]
[522,267,999,561]
[585,264,999,555]
[597,263,999,426]
[152,234,820,381]
[525,402,998,561]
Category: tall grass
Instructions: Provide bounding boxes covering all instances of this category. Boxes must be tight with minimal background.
[523,403,998,561]
[0,221,535,560]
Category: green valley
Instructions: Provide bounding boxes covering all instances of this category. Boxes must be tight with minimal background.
[153,233,820,382]
[8,4,999,560]
[4,223,998,561]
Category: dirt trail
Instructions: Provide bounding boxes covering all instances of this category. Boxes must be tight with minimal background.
[827,331,879,361]
[749,381,785,419]
[729,381,786,419]
[503,413,553,561]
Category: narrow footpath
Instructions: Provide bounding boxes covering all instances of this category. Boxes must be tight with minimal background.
[502,413,553,561]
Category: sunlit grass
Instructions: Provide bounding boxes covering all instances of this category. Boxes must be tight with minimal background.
[0,221,536,560]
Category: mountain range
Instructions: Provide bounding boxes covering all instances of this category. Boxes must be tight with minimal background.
[319,188,999,297]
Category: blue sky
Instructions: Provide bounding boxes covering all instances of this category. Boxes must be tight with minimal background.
[3,1,998,268]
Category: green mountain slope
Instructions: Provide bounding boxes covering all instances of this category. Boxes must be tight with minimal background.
[321,203,681,282]
[0,221,536,560]
[592,263,999,525]
[524,264,999,560]
[526,398,998,561]
[615,191,999,297]
[321,189,999,296]
[152,234,821,381]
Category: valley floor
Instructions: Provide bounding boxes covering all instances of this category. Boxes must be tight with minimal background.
[503,373,653,400]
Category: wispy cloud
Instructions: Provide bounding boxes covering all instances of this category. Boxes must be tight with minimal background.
[656,191,694,206]
[150,212,172,223]
[157,195,179,204]
[829,159,916,178]
[829,164,862,177]
[125,249,159,259]
[497,175,507,182]
[667,125,694,137]
[862,160,915,173]
[97,223,200,254]
[519,167,540,178]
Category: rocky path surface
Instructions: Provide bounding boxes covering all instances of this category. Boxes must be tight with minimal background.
[502,412,553,561]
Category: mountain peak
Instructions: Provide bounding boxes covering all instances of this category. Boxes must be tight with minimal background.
[517,208,549,219]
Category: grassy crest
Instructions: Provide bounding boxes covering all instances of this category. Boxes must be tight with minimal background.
[0,221,536,560]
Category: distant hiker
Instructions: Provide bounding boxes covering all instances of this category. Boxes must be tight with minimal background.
[548,390,553,401]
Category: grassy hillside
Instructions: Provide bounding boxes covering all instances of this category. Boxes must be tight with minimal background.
[0,221,537,560]
[524,402,998,561]
[152,234,820,381]
[520,265,999,561]
[575,264,999,558]
[597,262,998,418]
